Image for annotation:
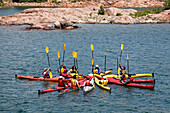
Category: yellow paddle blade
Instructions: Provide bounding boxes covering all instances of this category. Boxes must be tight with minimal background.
[91,58,94,65]
[64,44,66,50]
[105,49,107,55]
[45,46,49,53]
[121,44,124,50]
[127,53,129,60]
[49,72,53,78]
[57,51,60,58]
[75,52,77,59]
[61,67,64,73]
[91,44,94,51]
[72,51,75,58]
[117,52,118,59]
[118,68,120,75]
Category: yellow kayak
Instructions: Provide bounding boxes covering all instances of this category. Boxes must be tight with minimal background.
[96,73,154,78]
[95,77,111,91]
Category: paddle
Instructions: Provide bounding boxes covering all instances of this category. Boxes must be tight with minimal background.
[62,44,66,65]
[91,44,94,69]
[91,58,95,88]
[127,53,129,74]
[72,51,76,66]
[104,49,107,75]
[117,52,119,75]
[45,46,52,78]
[75,52,79,74]
[57,51,61,74]
[120,44,124,63]
[91,44,94,58]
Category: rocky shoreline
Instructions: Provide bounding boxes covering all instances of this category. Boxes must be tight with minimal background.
[0,0,164,8]
[0,6,169,30]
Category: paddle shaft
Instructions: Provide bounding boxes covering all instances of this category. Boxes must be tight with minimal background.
[47,53,51,71]
[117,52,118,74]
[127,59,129,74]
[62,50,65,64]
[104,54,106,74]
[120,50,122,63]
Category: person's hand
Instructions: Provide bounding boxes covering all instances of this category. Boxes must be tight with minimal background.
[48,67,51,70]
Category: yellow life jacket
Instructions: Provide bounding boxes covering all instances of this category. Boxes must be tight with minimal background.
[95,69,98,73]
[71,79,77,86]
[102,80,108,85]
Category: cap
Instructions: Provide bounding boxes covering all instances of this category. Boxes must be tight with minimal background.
[95,65,99,67]
[63,65,66,68]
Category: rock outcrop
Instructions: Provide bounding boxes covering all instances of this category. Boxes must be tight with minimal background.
[0,6,169,30]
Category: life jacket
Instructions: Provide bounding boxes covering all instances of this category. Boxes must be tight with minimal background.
[58,79,64,86]
[42,71,49,78]
[95,69,100,74]
[102,80,108,85]
[71,79,77,86]
[64,68,68,73]
[85,81,92,86]
[129,78,133,83]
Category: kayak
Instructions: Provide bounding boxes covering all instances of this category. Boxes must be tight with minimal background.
[83,78,95,94]
[15,74,83,82]
[82,74,155,83]
[59,78,86,95]
[38,86,68,94]
[107,77,154,89]
[95,73,154,78]
[95,77,111,91]
[107,77,155,83]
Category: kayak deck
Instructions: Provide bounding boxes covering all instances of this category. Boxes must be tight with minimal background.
[95,77,111,91]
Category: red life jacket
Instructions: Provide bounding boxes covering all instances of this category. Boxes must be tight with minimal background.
[85,81,92,86]
[58,79,64,86]
[129,78,133,83]
[42,71,49,78]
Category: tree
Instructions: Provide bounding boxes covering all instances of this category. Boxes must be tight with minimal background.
[98,5,104,15]
[164,0,170,10]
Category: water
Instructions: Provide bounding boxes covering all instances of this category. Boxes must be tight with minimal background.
[0,8,170,112]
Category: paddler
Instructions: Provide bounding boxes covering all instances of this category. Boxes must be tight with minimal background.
[82,77,93,87]
[42,67,50,78]
[71,75,80,89]
[59,65,68,74]
[119,63,127,83]
[69,65,78,73]
[58,76,67,87]
[95,65,101,74]
[99,76,108,86]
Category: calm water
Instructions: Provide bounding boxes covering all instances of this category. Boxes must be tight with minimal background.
[0,8,170,112]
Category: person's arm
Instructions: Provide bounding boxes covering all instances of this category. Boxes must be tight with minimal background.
[47,67,50,72]
[76,80,80,89]
[119,63,122,70]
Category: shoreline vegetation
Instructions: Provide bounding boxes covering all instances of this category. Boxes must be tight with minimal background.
[0,0,170,30]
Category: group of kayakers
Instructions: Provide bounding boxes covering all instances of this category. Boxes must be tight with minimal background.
[42,61,132,89]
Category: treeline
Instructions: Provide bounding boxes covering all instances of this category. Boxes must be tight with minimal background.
[19,0,47,2]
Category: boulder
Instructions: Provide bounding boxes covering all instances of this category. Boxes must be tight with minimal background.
[54,21,61,28]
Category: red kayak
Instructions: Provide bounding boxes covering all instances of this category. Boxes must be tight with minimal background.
[81,74,155,83]
[16,74,83,82]
[107,77,155,83]
[59,78,86,95]
[107,77,154,89]
[38,86,68,94]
